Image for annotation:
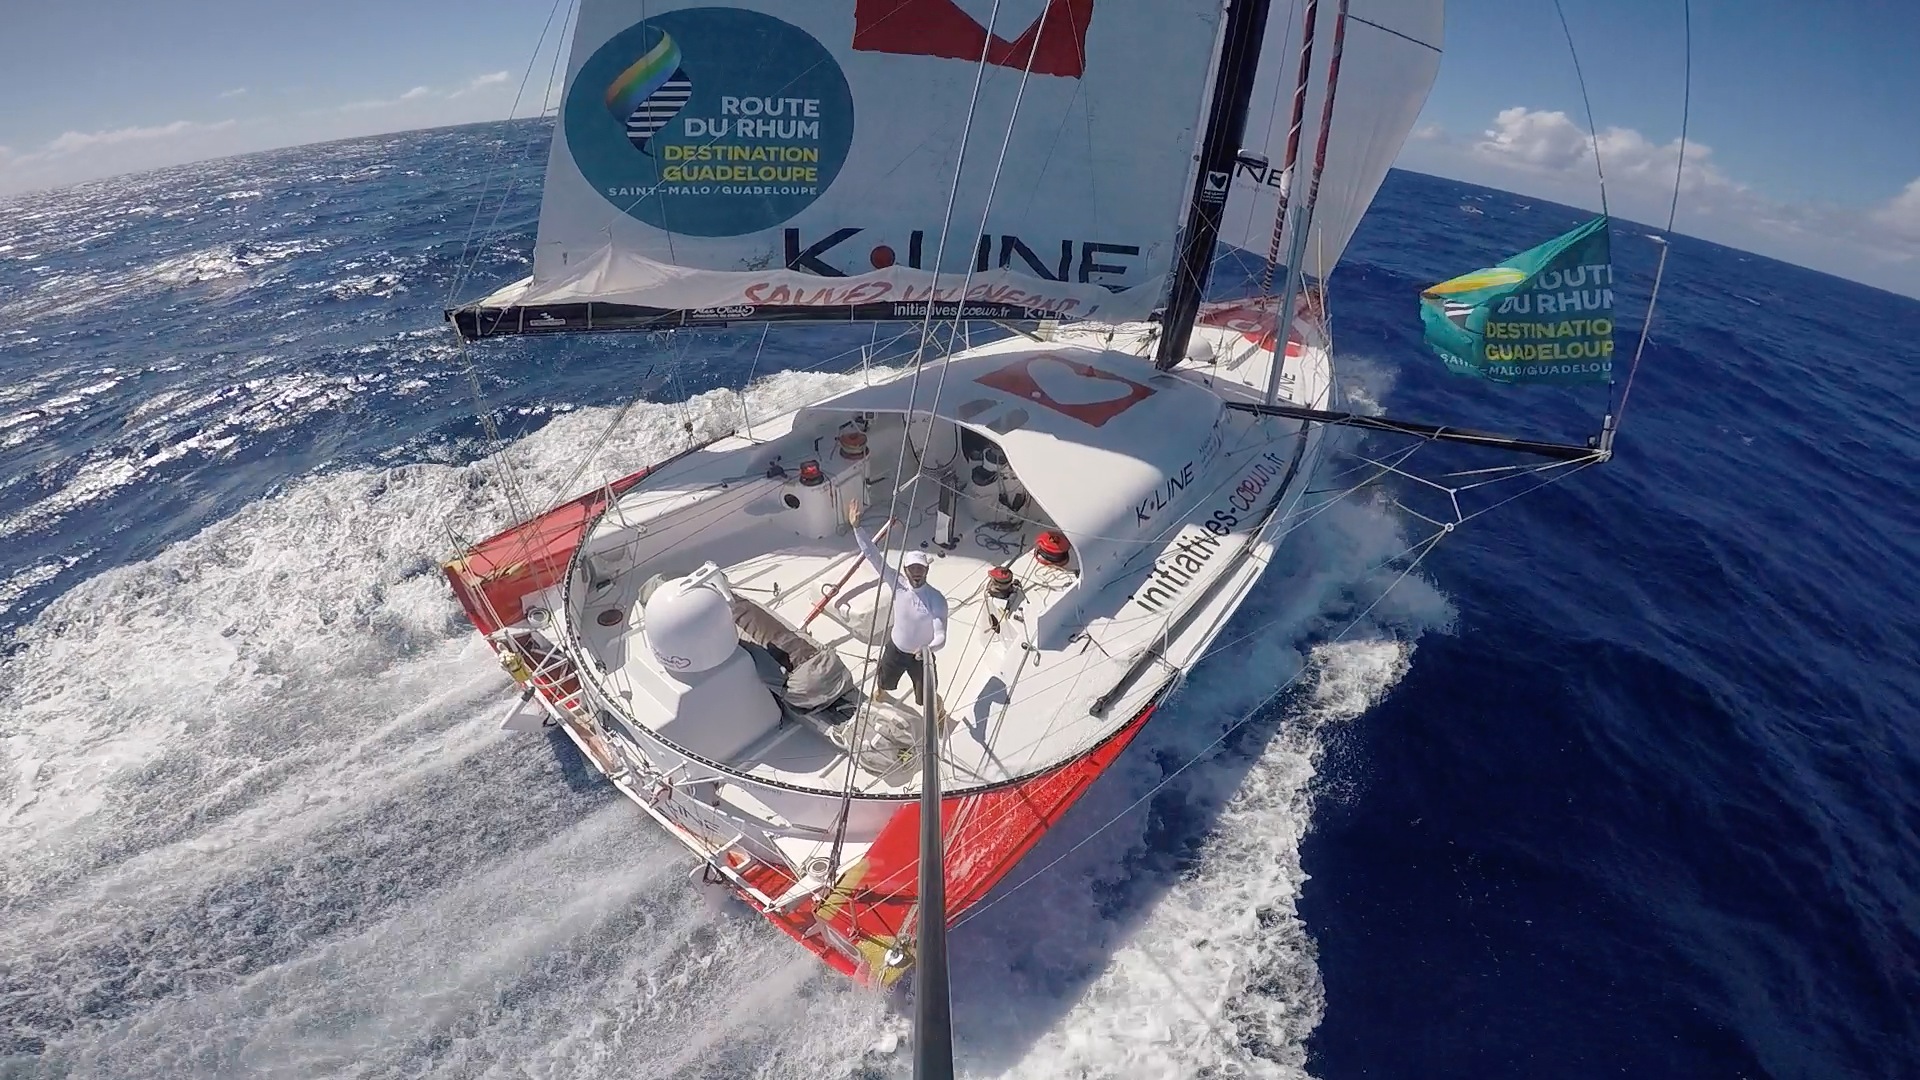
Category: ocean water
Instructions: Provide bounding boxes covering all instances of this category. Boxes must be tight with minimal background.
[0,119,1915,1079]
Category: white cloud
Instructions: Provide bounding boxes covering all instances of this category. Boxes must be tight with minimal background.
[0,118,254,195]
[1397,107,1920,297]
[1872,178,1920,246]
[41,119,237,157]
[333,72,511,113]
[0,67,523,196]
[1473,107,1592,172]
[1471,107,1737,199]
[449,71,512,98]
[338,90,422,112]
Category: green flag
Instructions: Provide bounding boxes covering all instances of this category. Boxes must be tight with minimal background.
[1419,216,1615,384]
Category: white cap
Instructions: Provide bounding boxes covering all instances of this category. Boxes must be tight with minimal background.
[902,550,931,569]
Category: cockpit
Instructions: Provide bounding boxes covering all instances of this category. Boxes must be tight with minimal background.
[766,407,1071,573]
[539,339,1243,797]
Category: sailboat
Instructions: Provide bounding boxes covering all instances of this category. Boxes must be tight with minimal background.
[440,0,1460,1001]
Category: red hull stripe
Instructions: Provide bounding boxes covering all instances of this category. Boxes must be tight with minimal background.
[442,463,665,633]
[447,457,1171,984]
[786,688,1168,983]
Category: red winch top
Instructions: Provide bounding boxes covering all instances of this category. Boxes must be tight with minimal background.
[1034,529,1071,566]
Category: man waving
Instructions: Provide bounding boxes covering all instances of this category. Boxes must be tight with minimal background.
[846,500,949,710]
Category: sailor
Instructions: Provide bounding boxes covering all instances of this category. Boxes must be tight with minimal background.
[845,500,949,710]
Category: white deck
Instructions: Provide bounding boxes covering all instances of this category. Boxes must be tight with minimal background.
[544,322,1331,811]
[576,490,1076,793]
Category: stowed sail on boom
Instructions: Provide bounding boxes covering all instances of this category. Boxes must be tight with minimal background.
[451,0,1226,338]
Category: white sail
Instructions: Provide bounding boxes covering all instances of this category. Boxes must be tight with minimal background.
[486,0,1225,327]
[1221,0,1444,280]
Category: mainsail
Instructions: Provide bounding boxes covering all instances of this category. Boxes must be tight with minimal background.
[1418,216,1615,384]
[453,0,1226,338]
[1218,0,1444,281]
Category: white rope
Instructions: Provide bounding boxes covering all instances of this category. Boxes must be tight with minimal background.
[829,0,1061,868]
[442,0,575,551]
[446,0,575,308]
[820,434,1435,890]
[839,412,1609,898]
[1612,0,1691,433]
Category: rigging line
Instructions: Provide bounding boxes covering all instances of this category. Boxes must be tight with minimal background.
[468,1,577,298]
[447,0,573,307]
[593,484,769,563]
[1337,448,1476,501]
[1549,0,1608,219]
[1614,0,1690,429]
[832,0,1045,862]
[948,529,1449,934]
[443,0,573,540]
[1388,496,1451,532]
[539,364,667,514]
[1314,436,1426,483]
[457,354,536,527]
[1344,14,1441,53]
[1261,0,1320,297]
[1456,454,1599,527]
[1266,0,1307,144]
[540,316,829,512]
[668,337,701,446]
[1663,0,1693,236]
[1447,453,1593,494]
[944,0,1055,344]
[1436,460,1554,480]
[884,0,1010,498]
[531,326,921,517]
[1615,241,1669,427]
[904,442,1419,713]
[736,321,773,439]
[896,0,1055,534]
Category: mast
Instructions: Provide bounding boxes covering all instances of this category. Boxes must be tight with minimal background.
[1258,0,1320,297]
[1264,0,1349,405]
[911,652,953,1080]
[1155,0,1276,370]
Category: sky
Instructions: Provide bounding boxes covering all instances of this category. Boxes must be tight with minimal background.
[1395,0,1920,298]
[2,0,1918,297]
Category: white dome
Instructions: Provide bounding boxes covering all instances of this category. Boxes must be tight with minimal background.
[642,572,738,674]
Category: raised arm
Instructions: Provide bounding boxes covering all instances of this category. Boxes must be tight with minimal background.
[852,524,904,593]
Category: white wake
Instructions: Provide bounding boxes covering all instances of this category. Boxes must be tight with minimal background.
[0,367,1450,1080]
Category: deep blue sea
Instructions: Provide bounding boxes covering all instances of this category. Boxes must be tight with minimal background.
[1,120,1916,1080]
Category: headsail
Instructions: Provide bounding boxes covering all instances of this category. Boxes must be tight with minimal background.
[1419,216,1615,384]
[1218,0,1444,280]
[452,0,1225,338]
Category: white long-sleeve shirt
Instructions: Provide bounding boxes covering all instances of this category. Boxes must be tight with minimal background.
[853,527,949,654]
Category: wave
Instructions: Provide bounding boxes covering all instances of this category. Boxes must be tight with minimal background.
[0,358,1450,1077]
